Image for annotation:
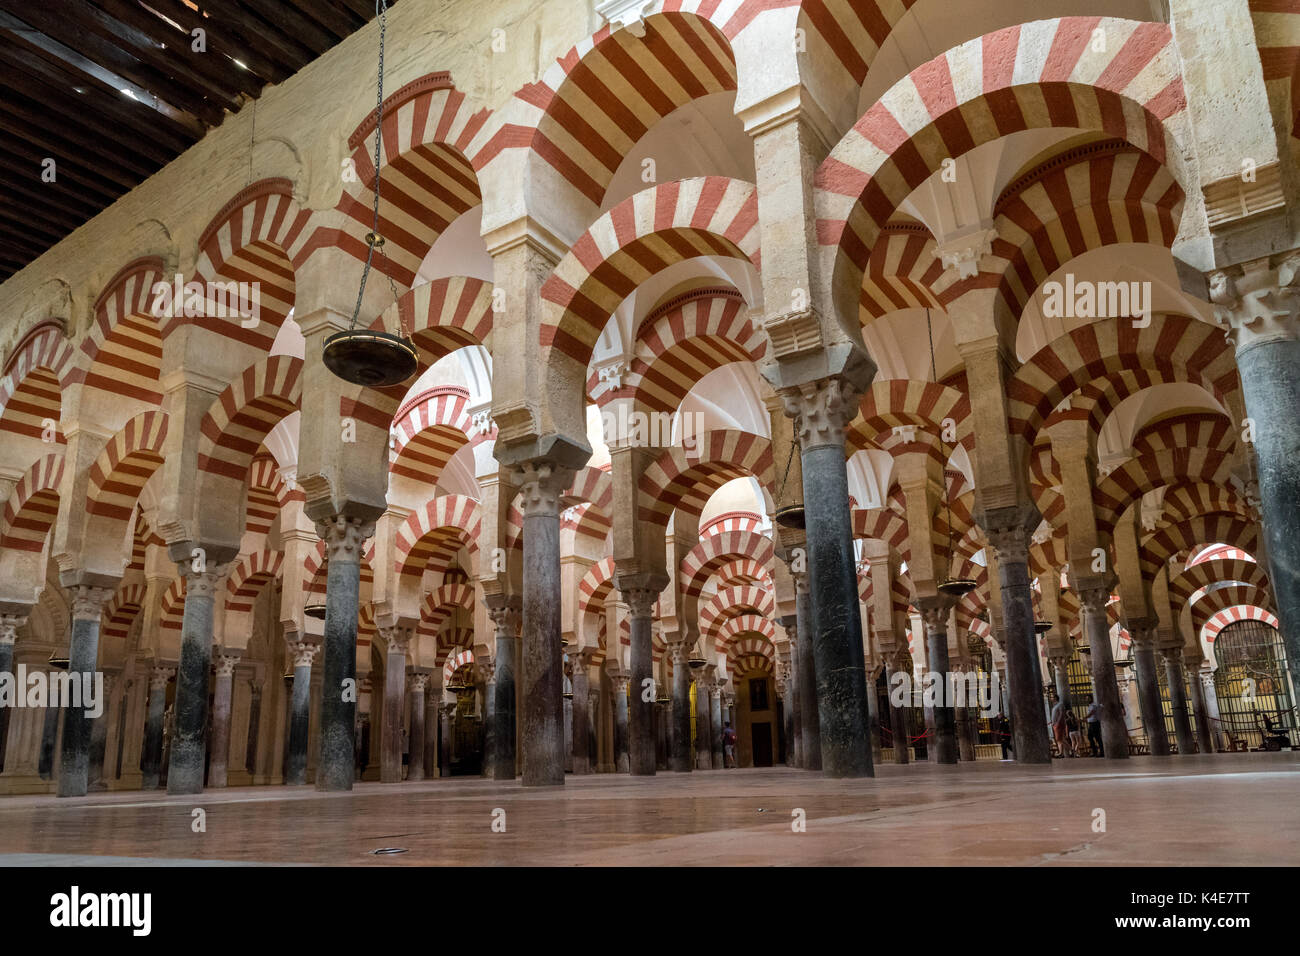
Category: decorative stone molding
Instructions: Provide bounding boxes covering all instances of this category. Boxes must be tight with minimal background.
[934,222,998,281]
[214,655,240,679]
[667,641,691,665]
[0,614,25,644]
[781,375,863,451]
[611,674,630,695]
[1209,252,1300,351]
[148,665,175,691]
[762,306,823,360]
[984,524,1030,565]
[621,587,658,619]
[487,602,521,636]
[70,586,113,622]
[595,0,658,36]
[1077,586,1111,617]
[286,640,320,669]
[314,514,376,564]
[380,626,412,655]
[407,672,431,694]
[511,460,577,518]
[178,563,229,599]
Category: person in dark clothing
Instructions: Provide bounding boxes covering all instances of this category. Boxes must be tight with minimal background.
[1086,700,1104,757]
[997,713,1012,759]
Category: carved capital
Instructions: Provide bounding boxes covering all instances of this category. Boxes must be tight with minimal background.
[0,614,25,645]
[380,626,412,655]
[148,664,175,691]
[1209,252,1300,352]
[314,514,375,564]
[611,674,630,694]
[286,640,320,669]
[621,586,658,619]
[667,641,692,665]
[934,222,998,281]
[511,459,577,518]
[214,655,239,679]
[781,375,863,450]
[69,585,113,622]
[179,562,230,600]
[984,524,1030,565]
[1077,586,1110,617]
[407,672,431,694]
[477,658,496,684]
[487,602,521,636]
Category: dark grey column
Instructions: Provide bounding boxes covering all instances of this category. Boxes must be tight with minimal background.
[1050,655,1072,710]
[919,600,957,764]
[244,679,262,776]
[1189,664,1215,753]
[314,515,373,792]
[695,674,712,769]
[1213,272,1300,696]
[488,601,519,780]
[786,379,871,778]
[1132,639,1169,755]
[668,642,693,772]
[379,628,409,783]
[884,654,910,764]
[439,702,454,776]
[622,587,660,776]
[207,657,237,788]
[476,664,492,779]
[0,615,21,774]
[779,661,795,766]
[140,665,172,790]
[285,640,316,785]
[59,585,112,797]
[710,686,724,768]
[793,577,821,770]
[408,672,428,781]
[570,651,591,774]
[38,697,60,780]
[611,672,630,772]
[779,618,802,767]
[654,697,670,770]
[1079,586,1129,760]
[514,463,574,787]
[866,666,883,764]
[986,528,1052,763]
[166,565,226,796]
[1162,646,1196,755]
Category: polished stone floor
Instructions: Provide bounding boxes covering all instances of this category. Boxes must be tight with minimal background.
[0,752,1295,865]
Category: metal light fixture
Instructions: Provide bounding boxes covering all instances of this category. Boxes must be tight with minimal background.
[47,652,70,670]
[926,308,976,602]
[321,0,418,389]
[1033,620,1053,636]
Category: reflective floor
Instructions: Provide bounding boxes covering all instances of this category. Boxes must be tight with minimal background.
[0,752,1295,866]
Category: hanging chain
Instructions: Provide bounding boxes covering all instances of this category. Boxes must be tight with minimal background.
[348,0,398,332]
[246,98,255,187]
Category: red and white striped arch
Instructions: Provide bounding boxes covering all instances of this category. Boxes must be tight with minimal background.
[372,275,496,372]
[225,548,284,614]
[817,18,1191,322]
[187,179,313,350]
[1140,515,1260,581]
[197,355,302,482]
[1156,482,1254,529]
[1092,446,1235,534]
[318,74,491,288]
[395,494,481,580]
[851,504,910,555]
[723,633,776,677]
[563,465,614,544]
[638,429,772,525]
[699,583,774,639]
[578,556,617,625]
[85,411,167,523]
[246,454,288,537]
[420,581,475,637]
[159,577,186,634]
[857,225,946,321]
[1169,555,1268,608]
[443,646,475,683]
[699,510,763,537]
[710,557,771,589]
[1006,316,1239,444]
[1202,604,1281,644]
[1249,0,1300,137]
[796,0,919,89]
[1192,583,1277,634]
[510,13,738,208]
[0,321,73,444]
[540,177,759,366]
[74,258,167,406]
[390,386,479,484]
[847,379,973,458]
[680,528,774,599]
[102,583,147,642]
[0,453,63,553]
[1131,411,1234,459]
[590,290,765,413]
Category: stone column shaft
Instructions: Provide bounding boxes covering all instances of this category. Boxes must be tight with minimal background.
[1080,589,1129,760]
[1133,644,1170,755]
[407,673,428,781]
[624,589,658,776]
[208,658,238,788]
[611,674,630,773]
[668,644,692,773]
[921,603,957,764]
[489,602,520,780]
[1163,647,1196,755]
[141,666,173,790]
[59,586,112,797]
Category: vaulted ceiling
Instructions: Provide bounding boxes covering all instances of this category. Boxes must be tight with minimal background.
[0,0,395,281]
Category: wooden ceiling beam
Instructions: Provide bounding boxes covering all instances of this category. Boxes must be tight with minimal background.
[0,99,157,183]
[237,0,342,54]
[193,0,319,68]
[144,0,293,85]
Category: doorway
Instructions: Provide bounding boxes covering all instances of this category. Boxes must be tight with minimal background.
[751,721,773,766]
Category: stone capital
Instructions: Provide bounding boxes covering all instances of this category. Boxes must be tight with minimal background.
[314,514,375,564]
[213,654,240,678]
[621,586,658,619]
[0,614,25,645]
[380,626,412,655]
[934,221,999,281]
[510,459,577,518]
[177,562,230,599]
[983,524,1030,565]
[611,673,630,693]
[780,375,864,451]
[477,657,496,684]
[69,585,114,622]
[1077,586,1111,616]
[667,640,692,665]
[487,601,522,636]
[149,664,175,690]
[1208,251,1300,352]
[916,595,955,628]
[286,639,320,669]
[407,672,431,694]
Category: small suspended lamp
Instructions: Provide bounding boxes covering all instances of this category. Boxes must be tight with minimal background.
[303,560,327,620]
[773,429,805,529]
[322,0,418,389]
[47,652,70,670]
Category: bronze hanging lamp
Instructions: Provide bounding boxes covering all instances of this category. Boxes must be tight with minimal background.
[322,0,418,388]
[303,559,327,620]
[773,439,805,530]
[928,309,976,599]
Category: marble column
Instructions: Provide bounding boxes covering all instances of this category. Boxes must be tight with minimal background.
[477,660,494,779]
[884,654,910,764]
[87,671,120,791]
[513,462,574,787]
[1209,258,1300,696]
[167,563,229,796]
[866,666,883,764]
[487,601,520,780]
[141,665,174,790]
[0,614,22,773]
[1201,669,1225,751]
[1049,654,1072,711]
[955,665,979,762]
[285,640,318,786]
[782,624,803,768]
[562,661,574,773]
[694,675,712,770]
[38,698,60,780]
[611,672,630,773]
[622,587,659,776]
[784,379,871,777]
[568,651,591,774]
[1162,646,1196,755]
[314,515,373,792]
[667,642,693,773]
[710,686,724,768]
[407,672,429,781]
[244,678,263,777]
[919,600,957,764]
[985,527,1052,764]
[439,702,455,776]
[59,585,113,797]
[1078,587,1129,759]
[792,574,822,770]
[1189,664,1215,753]
[207,656,239,788]
[1132,638,1170,755]
[379,627,411,783]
